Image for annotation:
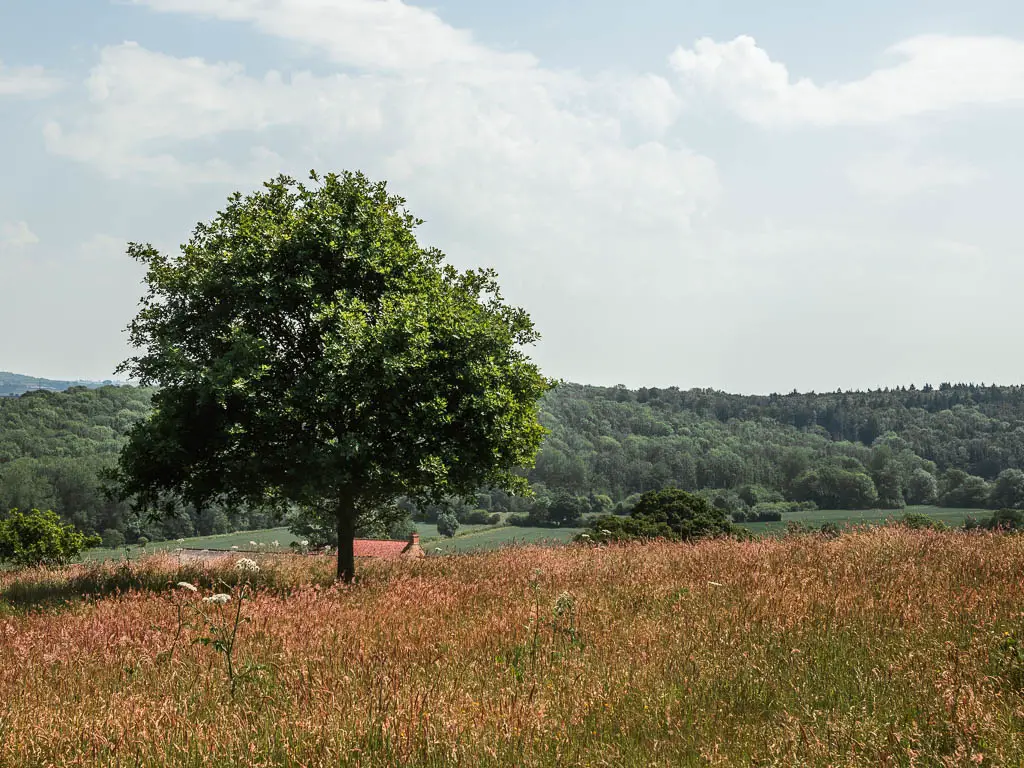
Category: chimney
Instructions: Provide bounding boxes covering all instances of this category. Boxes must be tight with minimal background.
[409,531,420,546]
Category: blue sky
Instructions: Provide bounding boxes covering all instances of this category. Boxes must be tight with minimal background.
[2,0,1024,393]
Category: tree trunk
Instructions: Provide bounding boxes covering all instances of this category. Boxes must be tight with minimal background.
[336,506,356,583]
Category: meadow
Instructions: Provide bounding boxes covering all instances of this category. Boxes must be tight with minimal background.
[2,527,1023,767]
[80,506,983,563]
[81,521,503,562]
[740,505,981,535]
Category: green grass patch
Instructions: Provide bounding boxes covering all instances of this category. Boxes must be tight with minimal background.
[428,525,583,553]
[740,505,984,535]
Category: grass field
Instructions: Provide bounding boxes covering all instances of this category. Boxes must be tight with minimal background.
[739,505,984,535]
[82,521,502,562]
[81,506,989,563]
[82,527,303,561]
[2,528,1023,766]
[427,525,584,554]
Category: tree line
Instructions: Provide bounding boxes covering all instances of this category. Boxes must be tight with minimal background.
[6,379,1024,545]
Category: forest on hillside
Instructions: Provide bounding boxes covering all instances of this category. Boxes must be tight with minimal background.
[4,381,1024,542]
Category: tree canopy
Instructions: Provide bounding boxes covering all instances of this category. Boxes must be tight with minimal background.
[584,487,738,543]
[114,170,552,580]
[0,508,101,567]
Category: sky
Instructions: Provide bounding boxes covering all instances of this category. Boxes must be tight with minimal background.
[2,0,1023,394]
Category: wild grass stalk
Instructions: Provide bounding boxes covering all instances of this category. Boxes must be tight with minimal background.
[0,528,1022,766]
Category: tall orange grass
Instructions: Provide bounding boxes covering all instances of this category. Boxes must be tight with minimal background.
[1,528,1023,766]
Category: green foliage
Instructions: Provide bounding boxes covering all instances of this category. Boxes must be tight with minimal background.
[818,521,842,538]
[585,488,737,543]
[547,490,588,526]
[0,508,101,567]
[900,512,946,531]
[113,170,552,581]
[977,508,1024,532]
[905,468,939,505]
[994,628,1024,693]
[284,508,336,548]
[791,466,879,510]
[14,374,1024,546]
[939,469,991,508]
[436,511,460,538]
[990,469,1024,510]
[580,514,673,543]
[533,383,1024,510]
[101,528,125,549]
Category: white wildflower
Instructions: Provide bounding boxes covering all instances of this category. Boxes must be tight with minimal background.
[249,541,258,547]
[203,593,231,605]
[272,540,280,548]
[231,546,239,550]
[235,557,260,573]
[600,529,612,535]
[176,582,198,592]
[300,540,309,547]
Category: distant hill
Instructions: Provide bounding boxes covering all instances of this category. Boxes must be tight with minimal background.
[0,371,120,397]
[4,375,1024,541]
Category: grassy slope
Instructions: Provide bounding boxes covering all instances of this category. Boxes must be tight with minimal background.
[3,529,1023,766]
[739,505,983,535]
[82,506,986,561]
[427,525,584,553]
[84,521,505,561]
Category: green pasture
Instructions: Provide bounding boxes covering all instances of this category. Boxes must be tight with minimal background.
[79,505,990,563]
[739,505,985,535]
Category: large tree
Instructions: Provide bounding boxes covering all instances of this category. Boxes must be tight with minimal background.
[115,171,553,581]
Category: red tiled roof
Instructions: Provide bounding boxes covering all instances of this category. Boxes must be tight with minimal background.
[353,539,412,558]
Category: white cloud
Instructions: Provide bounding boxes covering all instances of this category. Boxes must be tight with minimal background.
[0,60,62,98]
[22,0,1024,391]
[670,34,1024,126]
[131,0,537,74]
[846,152,986,198]
[0,221,40,252]
[44,6,722,265]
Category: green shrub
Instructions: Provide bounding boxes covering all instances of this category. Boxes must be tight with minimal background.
[582,488,738,543]
[982,508,1024,532]
[964,509,1024,532]
[436,512,460,538]
[818,522,842,539]
[101,528,126,549]
[901,512,946,531]
[0,509,101,567]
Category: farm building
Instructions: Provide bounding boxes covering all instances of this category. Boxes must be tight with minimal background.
[354,531,425,559]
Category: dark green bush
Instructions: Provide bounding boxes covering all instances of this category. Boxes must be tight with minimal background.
[900,512,946,531]
[979,508,1024,532]
[0,509,101,567]
[582,488,738,543]
[101,528,126,549]
[436,512,460,538]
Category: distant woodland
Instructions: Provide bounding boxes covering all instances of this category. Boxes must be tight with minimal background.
[4,380,1024,542]
[0,371,112,397]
